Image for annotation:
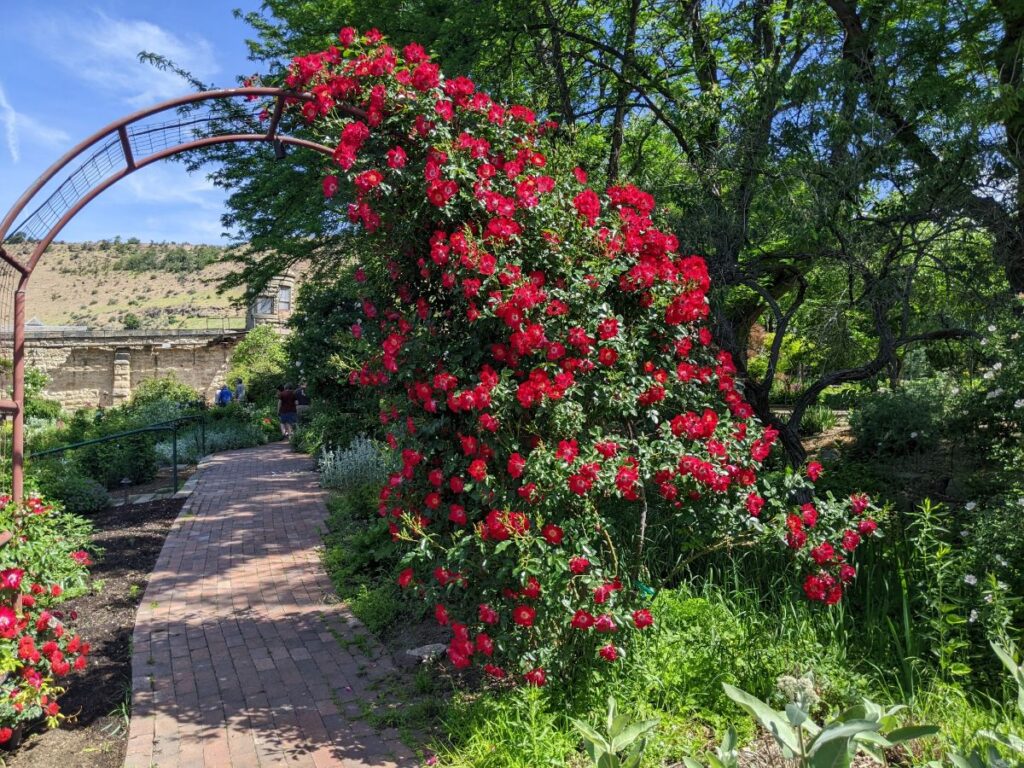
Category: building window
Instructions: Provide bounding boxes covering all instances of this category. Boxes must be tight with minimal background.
[277,285,292,312]
[256,297,274,315]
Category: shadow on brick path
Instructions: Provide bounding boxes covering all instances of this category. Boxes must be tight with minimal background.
[123,443,419,768]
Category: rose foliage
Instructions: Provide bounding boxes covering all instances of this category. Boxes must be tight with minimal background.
[0,496,91,741]
[278,29,880,683]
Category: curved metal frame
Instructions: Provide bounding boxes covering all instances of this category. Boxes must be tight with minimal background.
[0,87,357,501]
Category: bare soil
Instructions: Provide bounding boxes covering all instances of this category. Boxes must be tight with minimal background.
[4,498,183,768]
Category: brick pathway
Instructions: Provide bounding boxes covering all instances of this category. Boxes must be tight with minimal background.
[124,443,418,768]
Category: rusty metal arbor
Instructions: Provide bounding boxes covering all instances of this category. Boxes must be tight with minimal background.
[0,87,354,502]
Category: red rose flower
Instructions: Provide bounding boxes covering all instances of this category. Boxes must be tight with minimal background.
[478,604,499,624]
[513,605,536,627]
[632,608,653,629]
[398,568,414,588]
[524,667,546,686]
[507,453,526,478]
[807,461,823,482]
[570,609,595,630]
[322,175,339,198]
[569,556,590,574]
[598,644,618,662]
[841,530,861,552]
[386,146,407,168]
[468,459,487,481]
[541,524,563,545]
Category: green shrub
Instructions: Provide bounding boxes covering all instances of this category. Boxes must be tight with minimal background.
[154,420,266,465]
[800,404,838,436]
[204,422,266,453]
[627,591,748,715]
[964,493,1024,605]
[74,432,158,488]
[25,396,62,421]
[849,380,949,456]
[293,408,369,456]
[322,486,399,593]
[228,325,288,406]
[128,376,199,410]
[348,584,403,634]
[36,469,110,515]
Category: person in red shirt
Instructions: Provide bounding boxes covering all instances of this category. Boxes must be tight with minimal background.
[277,384,298,438]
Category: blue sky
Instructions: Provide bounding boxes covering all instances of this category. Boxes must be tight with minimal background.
[0,1,267,244]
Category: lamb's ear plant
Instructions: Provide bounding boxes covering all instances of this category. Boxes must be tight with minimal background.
[571,696,658,768]
[722,683,938,768]
[682,727,739,768]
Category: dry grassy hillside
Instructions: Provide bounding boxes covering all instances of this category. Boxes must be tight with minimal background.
[3,241,246,329]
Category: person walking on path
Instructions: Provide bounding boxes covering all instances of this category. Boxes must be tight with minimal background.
[215,384,233,407]
[295,381,311,423]
[277,383,297,438]
[233,377,246,404]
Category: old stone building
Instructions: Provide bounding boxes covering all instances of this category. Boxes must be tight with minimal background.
[15,272,298,408]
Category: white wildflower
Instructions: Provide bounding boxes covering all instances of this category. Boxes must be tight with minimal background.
[965,501,977,511]
[988,324,997,332]
[985,593,994,604]
[969,609,979,623]
[993,362,1003,371]
[983,370,995,380]
[910,431,919,438]
[1014,399,1024,409]
[964,574,978,586]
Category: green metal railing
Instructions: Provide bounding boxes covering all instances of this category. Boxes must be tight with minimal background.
[28,414,206,498]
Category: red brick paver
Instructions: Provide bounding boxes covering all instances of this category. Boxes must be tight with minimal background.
[125,443,417,768]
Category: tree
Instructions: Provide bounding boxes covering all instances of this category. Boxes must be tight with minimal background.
[184,0,1014,462]
[279,29,875,681]
[228,325,288,405]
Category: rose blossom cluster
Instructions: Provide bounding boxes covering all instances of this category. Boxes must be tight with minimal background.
[0,498,92,740]
[284,29,878,683]
[0,564,89,741]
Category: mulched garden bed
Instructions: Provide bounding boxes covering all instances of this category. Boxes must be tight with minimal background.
[5,497,183,768]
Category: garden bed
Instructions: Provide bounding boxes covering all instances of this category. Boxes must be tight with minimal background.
[5,497,183,768]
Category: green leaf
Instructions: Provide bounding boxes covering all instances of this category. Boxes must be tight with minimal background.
[991,642,1019,675]
[571,718,610,753]
[682,759,705,768]
[807,736,854,768]
[884,725,939,745]
[610,720,658,753]
[808,721,880,755]
[722,684,800,754]
[786,702,809,726]
[947,751,984,768]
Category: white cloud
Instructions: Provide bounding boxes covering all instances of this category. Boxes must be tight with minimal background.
[120,164,223,210]
[0,79,71,163]
[34,12,219,106]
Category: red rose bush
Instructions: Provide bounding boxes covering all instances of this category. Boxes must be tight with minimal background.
[279,29,880,683]
[0,496,91,742]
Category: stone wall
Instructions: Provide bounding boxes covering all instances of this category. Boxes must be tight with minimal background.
[24,329,247,408]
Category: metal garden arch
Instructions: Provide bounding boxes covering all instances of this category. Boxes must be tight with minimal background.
[0,87,360,501]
